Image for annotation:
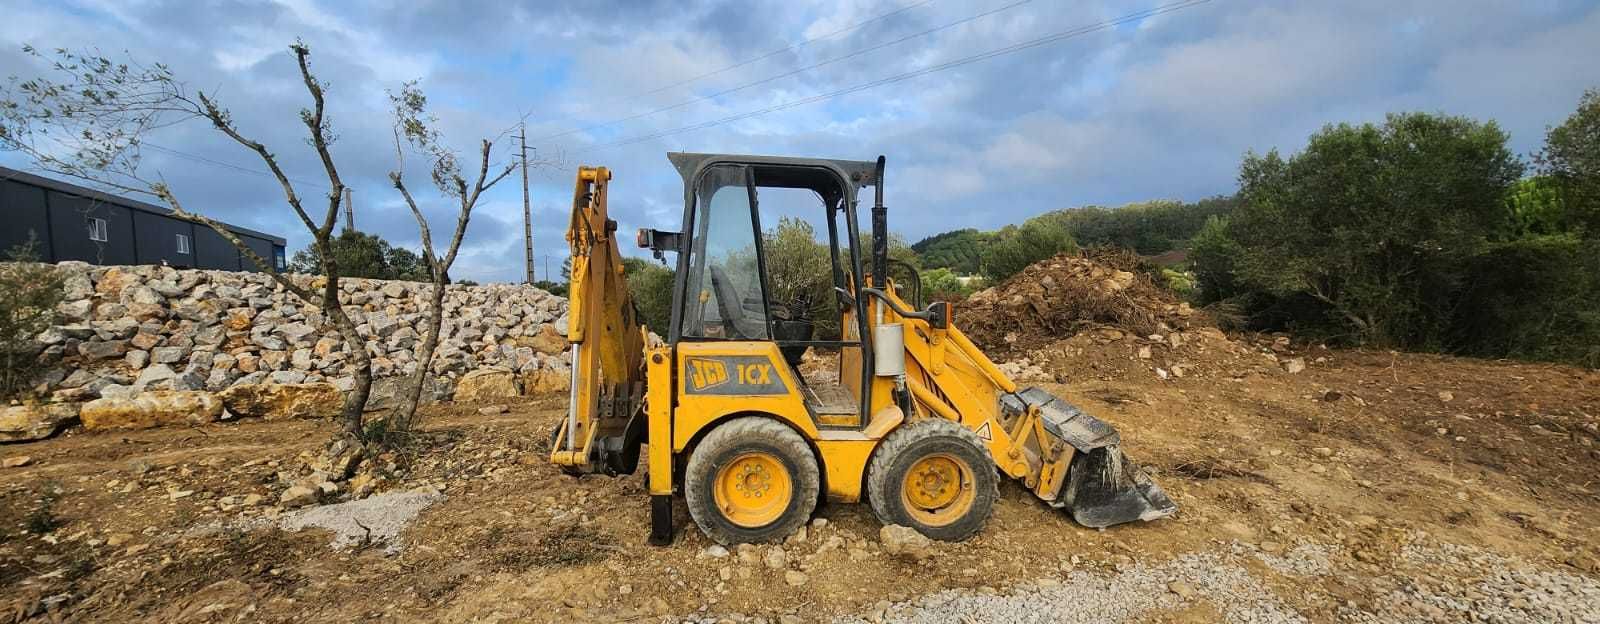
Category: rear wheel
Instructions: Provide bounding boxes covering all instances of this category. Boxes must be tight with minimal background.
[685,417,819,544]
[867,419,997,541]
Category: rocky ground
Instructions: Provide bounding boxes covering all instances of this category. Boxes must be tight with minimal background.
[2,326,1596,623]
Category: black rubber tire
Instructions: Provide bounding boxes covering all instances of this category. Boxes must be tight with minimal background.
[685,416,820,545]
[866,418,998,542]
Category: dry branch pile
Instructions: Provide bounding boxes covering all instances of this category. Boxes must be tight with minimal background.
[958,249,1207,358]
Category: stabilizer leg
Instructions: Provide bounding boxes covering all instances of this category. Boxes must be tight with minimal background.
[648,494,675,546]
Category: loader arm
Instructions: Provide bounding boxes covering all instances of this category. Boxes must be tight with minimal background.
[860,283,1178,527]
[551,166,648,475]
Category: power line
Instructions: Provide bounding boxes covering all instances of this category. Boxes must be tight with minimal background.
[646,1,937,101]
[142,142,331,189]
[577,0,1210,154]
[536,0,1029,142]
[527,1,936,136]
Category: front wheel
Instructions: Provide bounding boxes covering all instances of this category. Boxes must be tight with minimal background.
[867,418,998,541]
[685,417,820,544]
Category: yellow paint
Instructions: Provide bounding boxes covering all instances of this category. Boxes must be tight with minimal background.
[646,344,673,496]
[901,453,977,527]
[714,451,793,527]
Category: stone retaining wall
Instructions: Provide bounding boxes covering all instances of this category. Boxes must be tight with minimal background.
[2,262,570,442]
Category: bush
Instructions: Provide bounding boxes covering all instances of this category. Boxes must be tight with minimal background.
[0,238,64,401]
[622,257,674,334]
[979,217,1076,282]
[920,267,979,300]
[1451,235,1600,366]
[1225,112,1524,348]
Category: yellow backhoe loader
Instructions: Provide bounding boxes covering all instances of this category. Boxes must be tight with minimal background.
[552,153,1175,545]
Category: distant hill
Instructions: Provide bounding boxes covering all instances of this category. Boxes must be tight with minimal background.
[911,196,1237,274]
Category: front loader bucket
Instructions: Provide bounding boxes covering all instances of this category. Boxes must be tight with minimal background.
[1003,387,1177,528]
[1062,444,1178,528]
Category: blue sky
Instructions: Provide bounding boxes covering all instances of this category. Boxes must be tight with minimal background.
[3,0,1599,283]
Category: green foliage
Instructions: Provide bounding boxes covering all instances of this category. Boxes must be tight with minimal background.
[979,216,1077,282]
[1187,215,1244,303]
[920,267,980,300]
[1451,234,1600,367]
[622,257,675,333]
[1044,197,1237,255]
[288,230,433,281]
[533,280,568,297]
[1,237,64,401]
[1505,177,1569,236]
[1536,87,1600,234]
[1222,112,1524,347]
[914,197,1233,282]
[910,229,991,274]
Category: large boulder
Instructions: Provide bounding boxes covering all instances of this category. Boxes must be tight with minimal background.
[218,383,343,420]
[519,368,571,397]
[516,324,568,355]
[455,368,517,402]
[0,403,79,442]
[80,391,222,430]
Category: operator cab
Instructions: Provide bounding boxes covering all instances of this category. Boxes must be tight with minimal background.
[640,152,902,428]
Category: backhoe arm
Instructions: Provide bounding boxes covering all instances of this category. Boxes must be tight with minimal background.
[551,166,648,475]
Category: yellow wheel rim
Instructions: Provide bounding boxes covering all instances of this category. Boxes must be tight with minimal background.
[901,453,976,527]
[713,452,793,528]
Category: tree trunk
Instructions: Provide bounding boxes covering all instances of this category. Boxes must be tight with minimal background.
[393,278,446,432]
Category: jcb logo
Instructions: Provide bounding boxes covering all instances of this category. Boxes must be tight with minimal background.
[683,355,787,395]
[687,358,729,391]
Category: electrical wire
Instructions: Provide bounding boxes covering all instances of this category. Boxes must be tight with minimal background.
[535,0,1030,142]
[576,0,1210,154]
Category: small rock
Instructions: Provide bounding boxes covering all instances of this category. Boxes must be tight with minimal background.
[3,456,33,468]
[1168,580,1196,600]
[1283,358,1306,374]
[701,544,730,559]
[784,570,808,586]
[280,485,320,508]
[1437,391,1454,403]
[763,546,787,570]
[477,405,509,416]
[879,525,934,561]
[1311,447,1333,458]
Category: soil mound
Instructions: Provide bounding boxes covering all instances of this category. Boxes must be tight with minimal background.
[958,249,1206,357]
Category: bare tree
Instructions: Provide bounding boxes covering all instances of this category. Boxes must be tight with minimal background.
[0,43,374,442]
[384,82,555,438]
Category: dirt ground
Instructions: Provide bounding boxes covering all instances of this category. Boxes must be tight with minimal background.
[2,331,1597,623]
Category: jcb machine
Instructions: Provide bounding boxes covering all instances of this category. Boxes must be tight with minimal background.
[553,153,1175,545]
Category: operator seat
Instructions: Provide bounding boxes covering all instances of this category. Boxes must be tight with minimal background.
[709,265,770,340]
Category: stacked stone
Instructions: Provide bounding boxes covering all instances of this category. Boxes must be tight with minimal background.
[4,262,570,441]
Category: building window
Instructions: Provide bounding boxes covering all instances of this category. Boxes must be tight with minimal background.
[176,233,191,254]
[86,217,108,242]
[274,248,287,271]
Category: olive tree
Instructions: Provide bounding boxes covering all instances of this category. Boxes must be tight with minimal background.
[0,43,378,440]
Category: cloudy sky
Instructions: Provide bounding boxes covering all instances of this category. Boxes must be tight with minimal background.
[3,0,1598,283]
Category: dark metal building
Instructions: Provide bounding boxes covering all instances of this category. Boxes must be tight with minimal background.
[0,166,287,271]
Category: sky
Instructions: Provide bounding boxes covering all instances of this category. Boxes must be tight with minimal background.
[3,0,1598,283]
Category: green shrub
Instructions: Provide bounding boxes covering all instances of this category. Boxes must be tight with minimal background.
[979,217,1077,282]
[1,238,64,401]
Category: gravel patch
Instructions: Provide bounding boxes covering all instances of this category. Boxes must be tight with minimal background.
[1253,542,1337,577]
[1340,537,1600,623]
[831,537,1599,624]
[278,490,445,554]
[833,551,1307,624]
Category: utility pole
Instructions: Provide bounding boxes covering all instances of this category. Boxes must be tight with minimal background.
[519,124,534,284]
[342,188,355,233]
